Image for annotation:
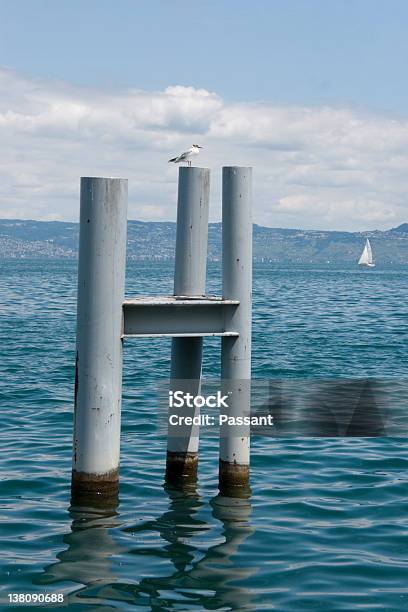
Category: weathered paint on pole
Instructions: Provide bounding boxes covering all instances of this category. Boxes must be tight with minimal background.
[173,167,210,297]
[166,167,210,483]
[220,167,252,496]
[72,177,128,498]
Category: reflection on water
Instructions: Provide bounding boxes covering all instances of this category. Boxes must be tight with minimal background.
[4,262,408,609]
[36,486,255,610]
[35,495,123,608]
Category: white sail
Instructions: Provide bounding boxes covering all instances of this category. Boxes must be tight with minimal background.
[358,239,374,266]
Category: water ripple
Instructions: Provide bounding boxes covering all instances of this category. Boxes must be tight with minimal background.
[1,260,408,610]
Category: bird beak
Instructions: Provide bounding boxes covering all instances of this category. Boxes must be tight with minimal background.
[197,145,203,148]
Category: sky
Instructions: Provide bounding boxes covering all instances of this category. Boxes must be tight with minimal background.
[1,0,408,230]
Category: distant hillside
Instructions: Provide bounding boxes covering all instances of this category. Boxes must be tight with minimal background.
[1,219,408,263]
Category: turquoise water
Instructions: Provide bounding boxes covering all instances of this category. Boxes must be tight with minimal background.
[1,260,408,610]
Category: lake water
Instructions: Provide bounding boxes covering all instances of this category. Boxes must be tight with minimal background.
[1,260,408,610]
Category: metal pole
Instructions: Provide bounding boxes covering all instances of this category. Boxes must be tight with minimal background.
[166,167,210,483]
[220,167,252,496]
[72,177,128,499]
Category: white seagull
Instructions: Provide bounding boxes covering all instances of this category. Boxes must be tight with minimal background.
[168,144,203,167]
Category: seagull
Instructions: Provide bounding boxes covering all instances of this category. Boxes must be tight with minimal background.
[168,144,203,167]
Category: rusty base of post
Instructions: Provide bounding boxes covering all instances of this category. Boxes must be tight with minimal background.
[165,451,198,485]
[71,468,119,501]
[218,460,251,498]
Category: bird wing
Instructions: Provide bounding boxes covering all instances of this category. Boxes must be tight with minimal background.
[175,150,190,161]
[168,148,194,163]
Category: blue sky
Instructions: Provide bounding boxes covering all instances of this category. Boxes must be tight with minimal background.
[1,0,408,229]
[2,0,408,113]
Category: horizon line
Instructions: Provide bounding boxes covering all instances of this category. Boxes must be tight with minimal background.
[0,217,405,235]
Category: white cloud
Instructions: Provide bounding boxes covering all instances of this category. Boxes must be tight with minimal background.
[1,67,408,230]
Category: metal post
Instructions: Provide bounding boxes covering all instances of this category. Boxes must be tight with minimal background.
[72,177,128,498]
[219,167,252,496]
[166,167,210,483]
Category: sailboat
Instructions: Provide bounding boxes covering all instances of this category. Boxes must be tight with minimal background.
[358,238,375,267]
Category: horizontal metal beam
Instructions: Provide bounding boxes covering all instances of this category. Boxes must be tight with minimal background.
[123,296,240,338]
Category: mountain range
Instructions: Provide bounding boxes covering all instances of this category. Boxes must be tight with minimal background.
[1,219,408,264]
